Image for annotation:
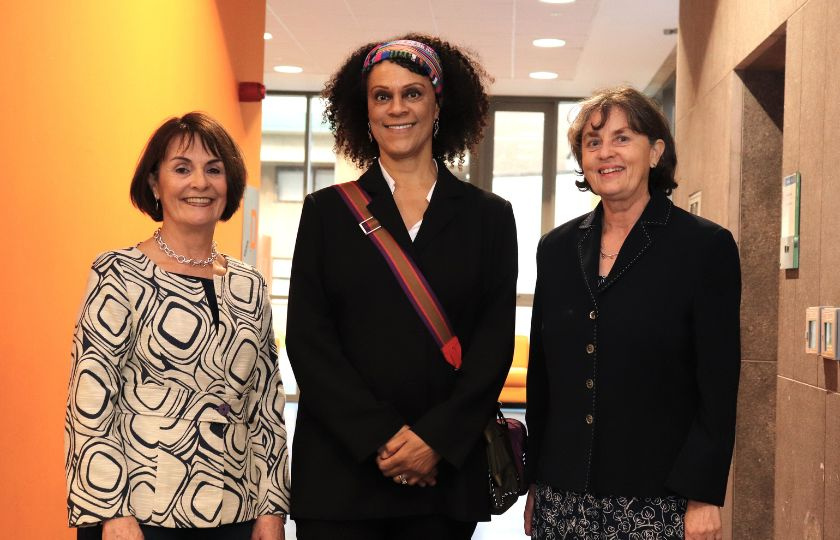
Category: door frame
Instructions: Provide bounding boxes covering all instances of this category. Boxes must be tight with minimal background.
[471,97,572,306]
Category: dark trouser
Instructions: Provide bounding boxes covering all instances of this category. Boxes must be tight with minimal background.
[295,515,477,540]
[76,520,254,540]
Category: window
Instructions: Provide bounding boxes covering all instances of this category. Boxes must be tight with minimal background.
[312,165,335,192]
[259,93,346,398]
[275,166,305,202]
[271,257,292,297]
[471,97,597,336]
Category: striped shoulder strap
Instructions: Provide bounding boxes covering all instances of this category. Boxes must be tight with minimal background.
[333,181,462,370]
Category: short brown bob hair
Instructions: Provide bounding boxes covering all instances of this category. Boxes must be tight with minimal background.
[130,112,246,222]
[568,85,677,195]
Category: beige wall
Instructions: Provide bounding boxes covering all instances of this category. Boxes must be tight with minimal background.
[677,0,840,538]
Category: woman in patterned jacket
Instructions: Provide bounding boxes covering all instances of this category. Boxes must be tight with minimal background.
[65,112,290,540]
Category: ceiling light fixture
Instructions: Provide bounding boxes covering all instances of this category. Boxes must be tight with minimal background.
[539,0,576,4]
[529,71,559,80]
[274,65,303,74]
[533,38,566,48]
[264,32,273,40]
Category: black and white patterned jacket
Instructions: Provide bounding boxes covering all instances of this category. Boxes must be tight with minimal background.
[65,247,290,528]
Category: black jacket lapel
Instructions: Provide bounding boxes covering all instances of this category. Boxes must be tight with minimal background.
[598,192,673,293]
[412,162,465,252]
[577,206,602,296]
[356,164,417,257]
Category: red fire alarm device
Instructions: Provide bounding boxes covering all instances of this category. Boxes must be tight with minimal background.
[238,82,266,102]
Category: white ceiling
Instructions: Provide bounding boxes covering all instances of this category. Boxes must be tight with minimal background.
[263,0,678,97]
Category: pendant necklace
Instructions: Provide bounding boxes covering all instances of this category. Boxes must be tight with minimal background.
[599,248,619,260]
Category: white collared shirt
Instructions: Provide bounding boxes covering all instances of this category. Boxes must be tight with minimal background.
[378,161,437,241]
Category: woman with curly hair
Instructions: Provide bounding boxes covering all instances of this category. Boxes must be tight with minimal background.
[285,34,518,539]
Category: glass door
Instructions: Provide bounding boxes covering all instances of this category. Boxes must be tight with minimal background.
[472,99,595,335]
[473,100,553,335]
[491,107,548,336]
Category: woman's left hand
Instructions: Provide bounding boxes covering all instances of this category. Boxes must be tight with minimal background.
[376,428,440,482]
[523,484,536,536]
[251,514,285,540]
[684,500,722,540]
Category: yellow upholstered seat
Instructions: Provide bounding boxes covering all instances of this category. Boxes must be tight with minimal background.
[499,335,529,405]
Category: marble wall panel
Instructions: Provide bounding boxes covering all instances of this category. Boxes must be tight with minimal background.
[733,361,777,540]
[676,1,837,537]
[774,377,825,539]
[790,0,826,388]
[777,8,803,381]
[678,0,807,118]
[824,392,840,539]
[739,71,784,364]
[819,0,840,305]
[673,79,733,227]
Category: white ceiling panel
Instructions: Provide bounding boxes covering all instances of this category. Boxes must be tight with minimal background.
[263,0,677,97]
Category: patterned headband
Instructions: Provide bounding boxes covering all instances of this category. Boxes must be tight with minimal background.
[362,39,443,95]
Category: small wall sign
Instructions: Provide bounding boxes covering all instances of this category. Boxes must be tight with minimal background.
[780,172,800,269]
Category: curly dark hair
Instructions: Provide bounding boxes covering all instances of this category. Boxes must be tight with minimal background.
[568,85,677,195]
[322,33,492,168]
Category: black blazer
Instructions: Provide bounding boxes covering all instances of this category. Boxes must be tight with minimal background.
[285,162,517,521]
[525,192,741,506]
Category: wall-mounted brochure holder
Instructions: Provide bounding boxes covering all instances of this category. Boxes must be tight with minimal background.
[780,172,801,269]
[822,307,839,360]
[806,307,824,354]
[241,186,259,266]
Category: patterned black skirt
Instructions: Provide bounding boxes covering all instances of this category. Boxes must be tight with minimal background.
[532,484,686,539]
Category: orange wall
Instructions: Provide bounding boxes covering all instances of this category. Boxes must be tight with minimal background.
[0,1,265,536]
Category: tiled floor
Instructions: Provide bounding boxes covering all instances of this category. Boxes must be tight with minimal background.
[282,403,529,539]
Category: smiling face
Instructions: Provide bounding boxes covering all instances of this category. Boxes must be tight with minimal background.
[149,135,228,231]
[581,108,664,205]
[366,61,439,163]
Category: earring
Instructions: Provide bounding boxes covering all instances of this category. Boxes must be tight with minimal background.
[433,118,440,138]
[650,162,657,168]
[155,197,160,213]
[367,122,373,143]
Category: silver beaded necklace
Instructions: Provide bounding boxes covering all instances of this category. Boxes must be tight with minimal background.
[153,228,218,267]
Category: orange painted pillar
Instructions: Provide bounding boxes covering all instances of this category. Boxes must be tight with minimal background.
[0,1,265,537]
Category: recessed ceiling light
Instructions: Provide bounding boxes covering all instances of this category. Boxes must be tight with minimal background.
[274,65,303,74]
[264,32,273,40]
[530,71,559,80]
[540,0,575,4]
[533,38,566,48]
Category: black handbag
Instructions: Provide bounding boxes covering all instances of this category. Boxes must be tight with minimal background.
[484,405,528,514]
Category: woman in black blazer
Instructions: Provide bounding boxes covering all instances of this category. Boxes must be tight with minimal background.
[524,87,741,540]
[285,34,517,540]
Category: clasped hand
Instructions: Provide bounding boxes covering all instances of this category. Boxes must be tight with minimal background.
[376,425,440,487]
